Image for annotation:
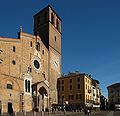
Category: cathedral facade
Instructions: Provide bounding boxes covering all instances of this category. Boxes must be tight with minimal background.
[0,5,61,113]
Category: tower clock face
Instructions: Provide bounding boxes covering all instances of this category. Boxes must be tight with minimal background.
[53,57,59,68]
[32,56,41,72]
[51,52,60,71]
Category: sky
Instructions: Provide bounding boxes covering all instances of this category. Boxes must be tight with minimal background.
[0,0,120,98]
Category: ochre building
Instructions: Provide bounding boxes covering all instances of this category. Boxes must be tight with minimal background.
[0,5,61,113]
[58,72,100,110]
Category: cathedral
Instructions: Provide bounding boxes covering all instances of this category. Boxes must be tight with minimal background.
[0,5,61,113]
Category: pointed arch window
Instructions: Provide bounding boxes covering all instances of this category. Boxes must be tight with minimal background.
[25,79,31,93]
[56,19,59,31]
[30,41,32,47]
[51,13,55,25]
[13,46,16,52]
[28,81,30,92]
[25,80,27,92]
[36,42,40,51]
[55,36,57,42]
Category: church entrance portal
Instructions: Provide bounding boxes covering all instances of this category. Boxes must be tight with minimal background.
[39,86,48,111]
[32,83,49,112]
[8,102,13,115]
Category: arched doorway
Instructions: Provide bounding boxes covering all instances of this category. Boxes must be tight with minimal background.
[39,86,48,111]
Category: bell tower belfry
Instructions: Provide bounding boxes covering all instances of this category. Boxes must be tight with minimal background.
[33,5,62,105]
[34,5,61,51]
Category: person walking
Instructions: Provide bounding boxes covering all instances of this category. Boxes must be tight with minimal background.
[84,108,91,116]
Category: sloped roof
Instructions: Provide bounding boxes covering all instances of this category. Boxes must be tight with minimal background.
[107,83,120,89]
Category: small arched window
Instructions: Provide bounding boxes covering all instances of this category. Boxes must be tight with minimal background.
[28,81,30,92]
[36,42,40,51]
[13,46,15,52]
[42,50,44,55]
[12,60,16,65]
[7,81,13,89]
[55,36,57,42]
[30,41,32,47]
[25,80,27,92]
[51,13,54,25]
[7,84,13,89]
[56,19,59,30]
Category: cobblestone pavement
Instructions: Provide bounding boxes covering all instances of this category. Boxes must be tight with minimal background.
[2,110,120,116]
[44,111,120,116]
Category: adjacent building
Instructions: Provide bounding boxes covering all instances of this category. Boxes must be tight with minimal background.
[92,79,100,110]
[100,95,107,110]
[0,5,62,113]
[107,83,120,110]
[57,72,100,110]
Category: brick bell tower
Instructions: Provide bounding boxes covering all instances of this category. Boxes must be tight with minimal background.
[33,5,62,105]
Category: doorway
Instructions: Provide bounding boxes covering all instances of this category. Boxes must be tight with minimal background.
[39,86,48,111]
[8,102,12,113]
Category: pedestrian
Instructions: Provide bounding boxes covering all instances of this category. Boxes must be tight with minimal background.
[84,108,91,116]
[63,108,66,114]
[87,109,90,116]
[84,108,88,116]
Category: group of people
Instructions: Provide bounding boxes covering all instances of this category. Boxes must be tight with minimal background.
[83,108,92,116]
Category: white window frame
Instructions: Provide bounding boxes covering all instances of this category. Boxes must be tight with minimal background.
[23,73,32,95]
